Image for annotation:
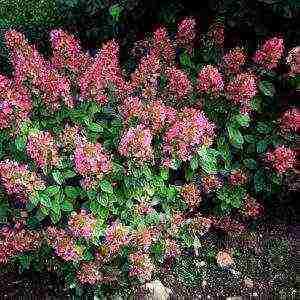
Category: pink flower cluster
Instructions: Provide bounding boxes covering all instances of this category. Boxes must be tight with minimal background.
[279,108,300,134]
[59,124,82,151]
[228,169,248,186]
[119,96,143,122]
[201,174,223,193]
[176,17,196,54]
[5,30,74,110]
[180,183,202,208]
[242,194,264,219]
[226,72,257,107]
[46,227,83,262]
[164,238,181,258]
[104,221,130,254]
[153,27,176,65]
[265,145,297,174]
[208,22,225,47]
[253,37,284,70]
[223,47,246,74]
[133,227,160,250]
[50,29,91,77]
[0,159,45,199]
[119,124,154,163]
[76,261,103,285]
[26,131,60,168]
[163,108,216,161]
[197,65,224,95]
[0,225,42,264]
[129,251,155,281]
[74,140,112,179]
[164,67,192,100]
[286,46,300,76]
[68,209,97,239]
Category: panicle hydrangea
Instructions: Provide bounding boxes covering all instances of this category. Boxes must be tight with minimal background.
[119,96,143,122]
[0,225,42,264]
[131,49,161,98]
[68,209,98,239]
[226,72,257,106]
[201,174,223,193]
[59,124,82,151]
[242,194,264,219]
[104,221,130,254]
[169,211,185,234]
[46,227,83,262]
[213,216,246,236]
[163,108,216,162]
[74,140,112,179]
[207,22,225,47]
[118,124,154,163]
[153,27,176,65]
[223,47,246,74]
[0,159,45,199]
[164,238,181,258]
[5,30,74,110]
[142,100,177,133]
[216,250,234,268]
[50,29,91,76]
[164,67,192,100]
[286,46,300,76]
[253,37,284,69]
[26,131,60,168]
[76,261,103,285]
[228,169,248,186]
[265,145,296,174]
[176,17,196,54]
[79,40,132,104]
[197,65,224,95]
[180,183,202,208]
[279,107,300,134]
[129,251,155,281]
[188,216,213,236]
[133,227,160,251]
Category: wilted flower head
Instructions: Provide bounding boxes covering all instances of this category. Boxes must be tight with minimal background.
[119,124,154,163]
[26,131,60,168]
[253,37,284,69]
[180,183,202,208]
[197,65,224,95]
[216,250,233,268]
[201,174,223,193]
[208,22,225,47]
[59,124,82,151]
[176,17,196,54]
[223,47,246,74]
[265,145,296,174]
[286,46,300,76]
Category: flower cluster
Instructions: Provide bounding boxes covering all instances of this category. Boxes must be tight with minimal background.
[119,124,154,163]
[129,251,155,281]
[26,131,60,168]
[216,250,234,268]
[188,216,214,236]
[46,227,83,262]
[133,227,160,250]
[180,183,202,208]
[164,238,181,258]
[134,201,156,216]
[176,17,196,54]
[59,124,82,151]
[104,221,130,254]
[265,145,297,174]
[207,22,225,47]
[197,65,224,95]
[164,67,192,100]
[286,46,300,76]
[223,47,246,74]
[279,107,300,134]
[226,72,257,108]
[201,174,223,193]
[0,225,42,264]
[76,261,103,285]
[228,169,248,186]
[68,209,98,239]
[0,159,45,199]
[242,195,264,219]
[74,140,112,179]
[253,37,284,70]
[163,108,216,161]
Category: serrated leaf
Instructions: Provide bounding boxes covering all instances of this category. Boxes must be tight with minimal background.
[39,193,52,208]
[234,114,250,127]
[160,168,169,181]
[88,123,103,133]
[99,180,113,194]
[52,170,64,185]
[46,186,60,196]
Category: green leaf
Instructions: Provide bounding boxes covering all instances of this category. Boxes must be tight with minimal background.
[15,136,27,151]
[160,168,169,181]
[254,169,266,192]
[256,140,268,153]
[39,193,52,208]
[244,135,256,143]
[259,80,275,97]
[251,96,263,112]
[228,126,244,148]
[197,147,220,174]
[234,114,250,127]
[243,159,257,169]
[88,123,103,133]
[180,51,192,67]
[64,186,80,199]
[63,169,77,179]
[190,155,199,171]
[52,170,64,185]
[257,121,272,134]
[99,180,113,194]
[50,208,61,224]
[46,186,60,196]
[61,200,74,211]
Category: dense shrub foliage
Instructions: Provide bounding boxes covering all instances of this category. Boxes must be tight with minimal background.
[0,16,299,297]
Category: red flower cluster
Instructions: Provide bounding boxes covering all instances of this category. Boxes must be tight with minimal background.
[279,107,300,134]
[265,145,297,174]
[197,65,224,95]
[228,169,248,186]
[253,37,284,70]
[0,159,45,199]
[68,209,98,239]
[129,251,155,281]
[46,227,83,262]
[176,17,196,54]
[201,174,223,193]
[163,108,216,161]
[76,261,103,285]
[119,124,154,163]
[0,225,42,264]
[180,183,202,208]
[223,47,246,74]
[74,139,112,179]
[242,194,264,219]
[208,22,225,48]
[26,131,60,169]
